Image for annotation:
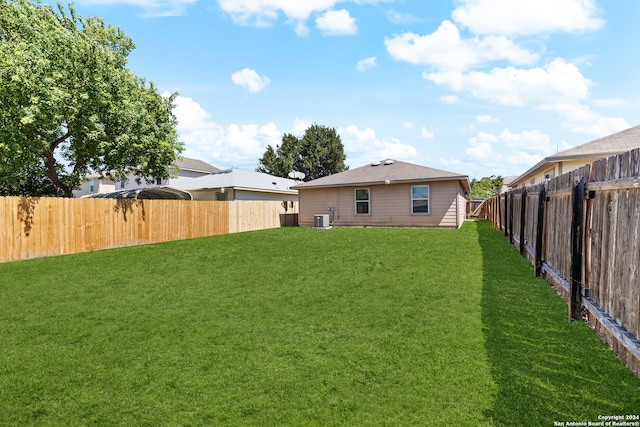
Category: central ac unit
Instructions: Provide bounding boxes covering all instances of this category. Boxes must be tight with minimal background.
[314,214,331,228]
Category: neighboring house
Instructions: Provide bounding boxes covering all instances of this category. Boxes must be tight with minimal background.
[292,159,470,228]
[171,168,299,202]
[73,157,221,198]
[510,125,640,188]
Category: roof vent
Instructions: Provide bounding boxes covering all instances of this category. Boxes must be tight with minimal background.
[371,161,381,166]
[384,159,394,165]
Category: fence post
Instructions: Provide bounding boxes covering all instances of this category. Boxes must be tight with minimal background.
[504,192,509,237]
[509,192,514,244]
[520,190,527,255]
[569,177,585,321]
[535,185,546,277]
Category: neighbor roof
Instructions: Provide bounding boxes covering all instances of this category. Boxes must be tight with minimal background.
[172,169,299,194]
[512,124,640,185]
[175,157,221,174]
[292,159,471,193]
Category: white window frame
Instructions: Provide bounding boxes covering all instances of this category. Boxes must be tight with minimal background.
[411,185,429,215]
[355,188,370,215]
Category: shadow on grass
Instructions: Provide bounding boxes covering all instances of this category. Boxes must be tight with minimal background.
[476,220,640,426]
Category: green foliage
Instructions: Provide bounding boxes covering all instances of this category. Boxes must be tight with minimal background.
[469,175,504,198]
[0,0,183,197]
[257,124,348,181]
[0,223,638,425]
[0,160,58,196]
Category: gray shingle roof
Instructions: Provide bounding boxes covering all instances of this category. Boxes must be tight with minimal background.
[549,124,640,160]
[292,159,470,192]
[512,125,640,186]
[174,157,221,174]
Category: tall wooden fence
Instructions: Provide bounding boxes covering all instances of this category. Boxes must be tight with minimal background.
[0,197,298,263]
[483,148,640,378]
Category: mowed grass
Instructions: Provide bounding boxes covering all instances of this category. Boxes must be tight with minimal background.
[0,221,638,426]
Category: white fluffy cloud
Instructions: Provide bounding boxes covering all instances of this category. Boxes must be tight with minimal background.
[385,20,538,72]
[476,115,498,123]
[173,96,281,169]
[424,58,591,107]
[420,127,435,139]
[499,129,552,151]
[231,68,271,94]
[316,9,357,35]
[356,56,377,72]
[339,124,418,166]
[452,0,604,36]
[217,0,339,22]
[539,103,630,136]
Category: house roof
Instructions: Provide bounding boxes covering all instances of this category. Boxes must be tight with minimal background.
[512,125,640,186]
[291,159,471,193]
[175,157,221,174]
[172,169,299,194]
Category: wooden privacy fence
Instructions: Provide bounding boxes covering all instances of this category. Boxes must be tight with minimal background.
[483,148,640,378]
[0,197,298,263]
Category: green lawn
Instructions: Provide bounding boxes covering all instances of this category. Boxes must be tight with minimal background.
[0,220,638,426]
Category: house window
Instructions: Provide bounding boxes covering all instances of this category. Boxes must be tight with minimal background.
[544,168,555,180]
[156,177,162,185]
[411,185,429,214]
[120,180,126,189]
[355,188,370,214]
[89,179,95,192]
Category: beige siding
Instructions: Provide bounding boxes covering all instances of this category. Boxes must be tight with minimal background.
[299,181,465,228]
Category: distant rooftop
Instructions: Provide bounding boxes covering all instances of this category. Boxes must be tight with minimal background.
[175,157,221,174]
[292,159,470,193]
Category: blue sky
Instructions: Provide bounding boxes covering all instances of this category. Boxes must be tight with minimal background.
[63,0,640,179]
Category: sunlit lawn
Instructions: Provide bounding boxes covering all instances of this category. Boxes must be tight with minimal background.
[0,221,638,425]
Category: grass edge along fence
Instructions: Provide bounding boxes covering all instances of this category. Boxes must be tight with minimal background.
[482,147,640,378]
[0,197,298,263]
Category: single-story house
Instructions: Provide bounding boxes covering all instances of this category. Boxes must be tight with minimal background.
[292,159,470,228]
[171,168,299,202]
[73,157,221,198]
[510,124,640,188]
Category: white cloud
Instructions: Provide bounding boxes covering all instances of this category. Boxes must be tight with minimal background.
[476,115,498,123]
[217,0,342,31]
[499,128,552,152]
[402,121,413,129]
[386,10,421,25]
[339,124,418,166]
[356,56,377,72]
[465,132,497,162]
[452,0,604,36]
[385,20,538,72]
[79,0,197,16]
[420,127,434,139]
[291,118,312,135]
[173,96,281,169]
[539,103,630,137]
[440,95,458,104]
[505,151,545,171]
[424,58,591,107]
[231,68,271,94]
[315,9,357,35]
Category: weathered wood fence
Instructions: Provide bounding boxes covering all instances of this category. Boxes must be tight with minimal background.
[0,197,298,263]
[482,148,640,378]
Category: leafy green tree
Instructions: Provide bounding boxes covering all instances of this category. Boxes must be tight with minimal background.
[0,161,58,196]
[469,175,504,198]
[257,124,348,181]
[0,0,183,197]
